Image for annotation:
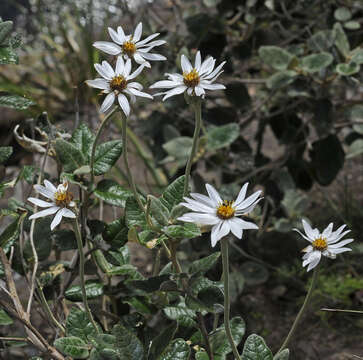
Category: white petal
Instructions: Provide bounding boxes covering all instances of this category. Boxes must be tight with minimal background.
[34,184,55,200]
[327,224,346,241]
[235,190,262,211]
[200,83,226,91]
[118,93,130,117]
[194,86,205,97]
[205,184,222,206]
[303,251,321,271]
[44,180,57,193]
[162,86,187,101]
[139,52,166,61]
[327,230,351,244]
[180,198,215,213]
[124,59,132,77]
[133,52,151,67]
[178,212,219,225]
[322,223,334,238]
[150,80,180,89]
[190,193,215,208]
[199,57,215,75]
[100,92,115,113]
[138,39,166,50]
[136,32,160,46]
[117,26,126,41]
[236,197,263,215]
[165,73,183,81]
[293,228,312,242]
[93,41,121,55]
[133,22,143,42]
[211,221,230,247]
[86,78,109,90]
[28,197,54,208]
[203,61,226,80]
[302,245,313,254]
[181,54,193,73]
[108,27,124,44]
[229,218,243,239]
[29,206,59,220]
[235,217,259,230]
[128,82,143,90]
[302,219,318,240]
[235,183,248,205]
[328,238,354,248]
[115,56,125,75]
[328,247,352,254]
[195,51,201,71]
[127,64,146,80]
[127,88,153,99]
[50,210,63,230]
[95,63,113,80]
[60,208,76,218]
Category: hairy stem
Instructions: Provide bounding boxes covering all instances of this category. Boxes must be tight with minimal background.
[183,98,202,197]
[277,266,319,354]
[220,237,241,360]
[120,112,145,213]
[72,218,99,333]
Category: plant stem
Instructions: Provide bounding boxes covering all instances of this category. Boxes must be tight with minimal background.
[120,112,145,213]
[72,218,99,333]
[220,237,241,360]
[183,98,202,197]
[197,312,214,360]
[277,266,319,354]
[90,108,118,185]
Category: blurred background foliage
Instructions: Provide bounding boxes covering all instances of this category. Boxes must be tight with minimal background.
[1,0,363,358]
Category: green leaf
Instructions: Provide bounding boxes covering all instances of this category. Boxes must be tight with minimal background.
[163,304,196,327]
[163,137,193,162]
[162,223,201,239]
[346,139,363,159]
[160,175,186,211]
[65,282,104,301]
[351,49,363,64]
[18,165,35,183]
[189,252,221,275]
[94,179,132,207]
[0,95,34,110]
[54,336,89,359]
[70,123,95,162]
[334,7,351,22]
[159,338,191,360]
[0,146,12,163]
[273,349,290,360]
[66,307,100,342]
[207,124,240,151]
[55,139,86,173]
[307,30,335,51]
[300,52,333,73]
[344,21,360,30]
[148,322,178,360]
[103,218,128,248]
[334,23,350,57]
[266,71,297,90]
[0,46,18,64]
[258,46,294,71]
[0,21,13,45]
[112,324,144,360]
[210,317,246,356]
[0,212,26,253]
[336,62,360,76]
[52,229,77,250]
[0,309,13,325]
[309,134,345,185]
[148,195,170,226]
[94,140,123,176]
[125,196,147,228]
[129,274,170,293]
[241,334,273,360]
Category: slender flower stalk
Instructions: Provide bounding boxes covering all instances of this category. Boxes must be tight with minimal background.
[183,97,202,197]
[72,218,99,333]
[277,266,319,354]
[120,112,145,213]
[221,237,241,360]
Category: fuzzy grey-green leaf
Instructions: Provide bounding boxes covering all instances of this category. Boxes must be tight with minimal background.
[273,349,289,360]
[112,324,144,360]
[94,179,133,207]
[301,52,333,73]
[66,307,100,342]
[266,71,297,90]
[159,338,191,360]
[258,46,294,71]
[148,195,170,226]
[207,124,240,151]
[0,95,34,110]
[94,140,123,176]
[65,282,104,301]
[162,223,201,239]
[241,334,273,360]
[54,336,89,359]
[160,175,186,211]
[189,252,221,274]
[0,146,12,163]
[70,124,95,162]
[55,139,86,172]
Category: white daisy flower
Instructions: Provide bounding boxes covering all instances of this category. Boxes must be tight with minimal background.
[294,220,354,272]
[150,51,226,100]
[28,180,76,230]
[93,22,166,68]
[178,183,262,247]
[86,57,153,115]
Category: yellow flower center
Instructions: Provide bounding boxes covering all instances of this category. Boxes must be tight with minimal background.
[122,41,136,57]
[216,200,235,220]
[54,190,73,207]
[183,68,200,88]
[312,237,328,251]
[110,75,127,92]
